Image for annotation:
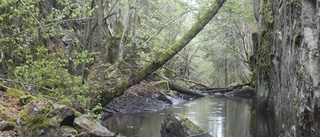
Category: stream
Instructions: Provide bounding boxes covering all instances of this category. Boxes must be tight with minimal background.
[104,97,277,137]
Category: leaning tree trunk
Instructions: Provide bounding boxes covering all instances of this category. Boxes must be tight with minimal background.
[101,0,226,105]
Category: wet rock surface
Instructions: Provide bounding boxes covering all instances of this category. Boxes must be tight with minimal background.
[160,114,212,137]
[75,115,113,136]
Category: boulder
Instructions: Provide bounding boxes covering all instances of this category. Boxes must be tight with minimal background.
[16,100,114,137]
[160,114,212,137]
[75,114,113,136]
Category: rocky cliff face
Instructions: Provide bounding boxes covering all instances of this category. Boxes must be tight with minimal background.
[253,0,320,136]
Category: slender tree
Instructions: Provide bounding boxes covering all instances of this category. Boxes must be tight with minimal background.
[98,0,105,85]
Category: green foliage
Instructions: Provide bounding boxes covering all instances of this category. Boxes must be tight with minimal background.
[90,103,102,119]
[180,0,257,87]
[14,46,97,112]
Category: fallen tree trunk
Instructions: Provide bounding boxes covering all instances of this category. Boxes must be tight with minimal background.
[200,83,252,95]
[168,81,206,97]
[100,0,226,105]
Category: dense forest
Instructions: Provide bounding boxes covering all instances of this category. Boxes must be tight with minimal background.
[0,0,254,113]
[1,0,319,136]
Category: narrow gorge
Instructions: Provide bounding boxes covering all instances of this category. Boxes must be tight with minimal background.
[252,0,320,136]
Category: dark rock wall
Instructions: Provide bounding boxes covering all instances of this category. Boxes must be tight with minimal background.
[253,0,320,136]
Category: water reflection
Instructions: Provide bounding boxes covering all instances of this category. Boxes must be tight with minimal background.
[104,97,276,137]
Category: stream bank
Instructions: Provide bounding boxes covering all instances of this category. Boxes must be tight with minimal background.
[101,81,255,119]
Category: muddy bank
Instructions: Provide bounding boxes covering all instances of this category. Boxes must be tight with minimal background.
[101,81,255,119]
[101,82,188,118]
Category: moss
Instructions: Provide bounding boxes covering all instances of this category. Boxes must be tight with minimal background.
[293,29,302,46]
[102,80,130,105]
[177,114,205,134]
[242,85,252,90]
[7,88,25,97]
[262,1,273,25]
[254,0,275,98]
[57,98,73,107]
[0,104,13,121]
[18,101,59,131]
[256,27,273,80]
[74,111,81,117]
[19,95,38,105]
[114,80,129,95]
[153,80,169,89]
[60,126,78,136]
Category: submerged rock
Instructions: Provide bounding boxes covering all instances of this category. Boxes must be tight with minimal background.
[160,114,212,137]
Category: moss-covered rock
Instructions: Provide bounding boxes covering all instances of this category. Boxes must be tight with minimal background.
[7,88,25,97]
[0,103,13,121]
[160,114,211,137]
[16,100,77,136]
[74,115,114,137]
[16,100,113,137]
[61,126,78,136]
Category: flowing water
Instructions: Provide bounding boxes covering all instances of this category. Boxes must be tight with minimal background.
[104,97,277,137]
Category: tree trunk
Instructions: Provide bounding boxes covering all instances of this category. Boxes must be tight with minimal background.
[224,58,228,86]
[98,0,105,85]
[118,0,132,62]
[168,81,206,97]
[101,0,226,105]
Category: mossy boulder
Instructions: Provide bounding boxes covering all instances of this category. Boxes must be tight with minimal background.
[74,115,114,136]
[16,100,76,136]
[15,100,113,137]
[160,114,211,137]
